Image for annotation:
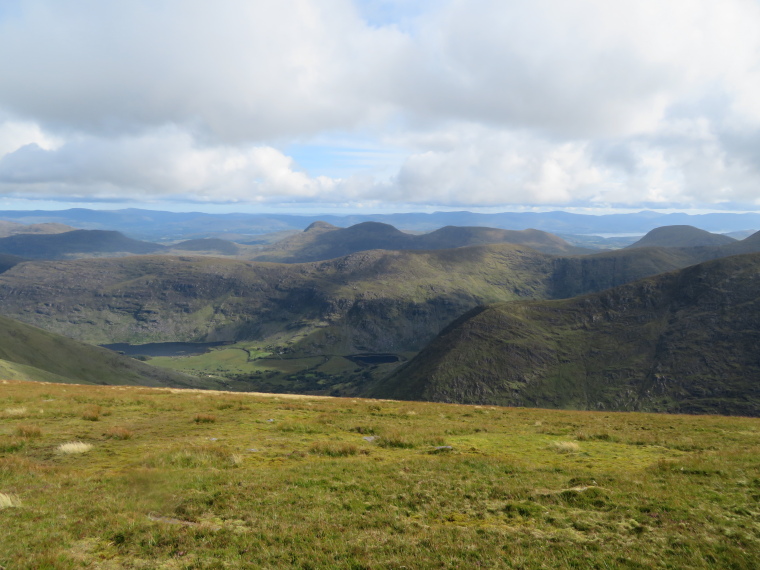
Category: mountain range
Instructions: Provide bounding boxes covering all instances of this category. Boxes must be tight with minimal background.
[0,222,587,261]
[1,207,758,241]
[0,220,750,264]
[250,221,591,261]
[2,213,760,415]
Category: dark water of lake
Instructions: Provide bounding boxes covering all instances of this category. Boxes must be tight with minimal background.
[345,353,401,365]
[101,341,229,358]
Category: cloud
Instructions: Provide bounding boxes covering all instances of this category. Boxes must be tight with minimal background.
[0,0,759,210]
[0,0,409,141]
[0,128,340,202]
[393,0,760,138]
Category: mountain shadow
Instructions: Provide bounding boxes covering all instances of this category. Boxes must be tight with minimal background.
[0,230,166,259]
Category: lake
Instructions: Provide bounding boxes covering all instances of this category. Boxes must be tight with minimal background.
[101,341,229,358]
[345,353,401,365]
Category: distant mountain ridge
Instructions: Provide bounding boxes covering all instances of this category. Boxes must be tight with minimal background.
[1,207,759,241]
[252,221,589,262]
[373,251,760,416]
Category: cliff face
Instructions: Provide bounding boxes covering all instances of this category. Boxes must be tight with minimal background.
[374,252,760,416]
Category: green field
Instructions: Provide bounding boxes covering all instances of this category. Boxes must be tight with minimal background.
[1,379,759,568]
[147,343,409,396]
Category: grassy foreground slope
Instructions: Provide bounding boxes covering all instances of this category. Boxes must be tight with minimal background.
[1,380,759,568]
[0,314,212,389]
[376,252,760,416]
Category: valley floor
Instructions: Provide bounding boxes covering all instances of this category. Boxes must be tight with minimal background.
[1,380,759,568]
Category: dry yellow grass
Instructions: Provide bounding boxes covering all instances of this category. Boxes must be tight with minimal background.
[4,407,27,417]
[56,441,93,454]
[549,440,581,453]
[0,493,20,509]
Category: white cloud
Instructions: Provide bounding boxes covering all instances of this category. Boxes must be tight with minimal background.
[0,0,759,211]
[0,0,409,141]
[391,0,760,139]
[0,128,339,202]
[0,118,62,156]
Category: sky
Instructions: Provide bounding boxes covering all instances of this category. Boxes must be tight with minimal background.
[1,0,760,214]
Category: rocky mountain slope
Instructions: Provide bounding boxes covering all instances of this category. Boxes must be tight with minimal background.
[373,252,760,416]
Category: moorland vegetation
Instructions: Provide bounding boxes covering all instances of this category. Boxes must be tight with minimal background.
[1,380,759,568]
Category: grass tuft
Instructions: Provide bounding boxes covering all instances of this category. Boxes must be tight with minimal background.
[309,441,361,457]
[57,441,93,454]
[15,424,42,438]
[193,413,217,423]
[277,421,320,434]
[549,441,581,453]
[105,426,133,440]
[144,444,239,468]
[0,493,21,509]
[378,430,415,449]
[576,431,615,442]
[81,405,102,421]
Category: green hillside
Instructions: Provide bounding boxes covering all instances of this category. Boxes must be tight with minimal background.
[374,252,760,416]
[0,245,557,348]
[0,313,209,389]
